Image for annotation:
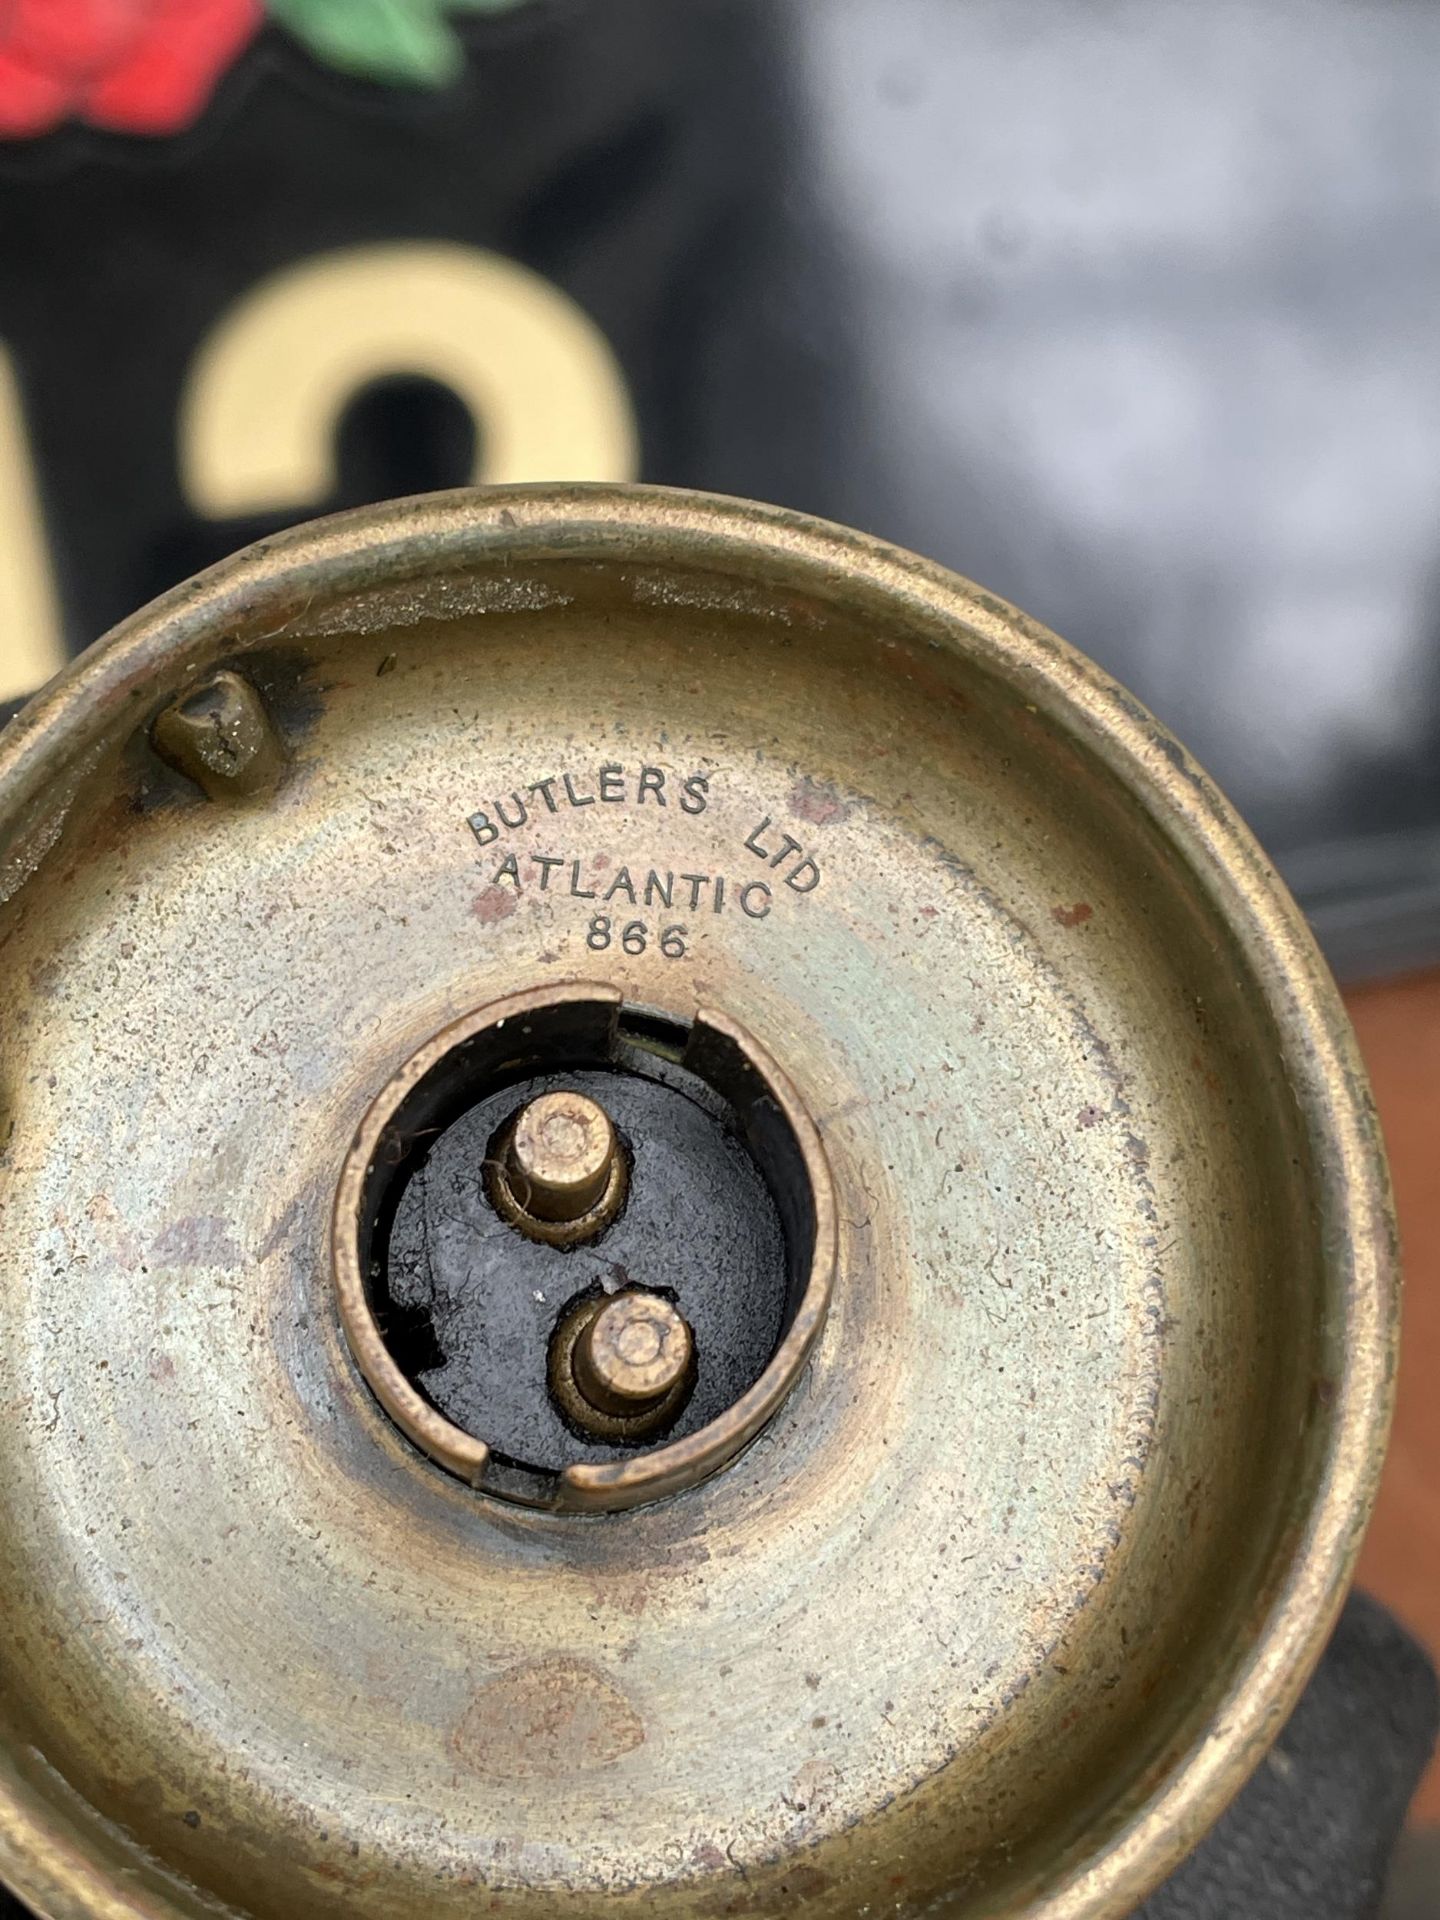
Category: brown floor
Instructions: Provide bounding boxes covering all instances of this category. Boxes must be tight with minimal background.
[1347,970,1440,1824]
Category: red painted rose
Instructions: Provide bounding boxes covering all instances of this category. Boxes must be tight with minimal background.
[0,0,262,138]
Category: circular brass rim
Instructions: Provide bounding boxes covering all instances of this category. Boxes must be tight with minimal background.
[0,485,1397,1920]
[330,981,837,1513]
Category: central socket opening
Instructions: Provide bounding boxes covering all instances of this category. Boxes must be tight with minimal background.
[333,984,835,1512]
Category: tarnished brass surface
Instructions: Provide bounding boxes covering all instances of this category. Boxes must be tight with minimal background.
[149,668,285,802]
[0,487,1397,1919]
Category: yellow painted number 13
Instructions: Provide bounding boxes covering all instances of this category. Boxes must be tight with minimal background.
[0,241,638,704]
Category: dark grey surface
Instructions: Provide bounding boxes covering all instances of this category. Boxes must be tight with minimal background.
[785,0,1440,981]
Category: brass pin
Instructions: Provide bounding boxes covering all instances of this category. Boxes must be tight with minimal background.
[509,1090,616,1222]
[489,1089,628,1246]
[548,1287,697,1442]
[573,1291,695,1419]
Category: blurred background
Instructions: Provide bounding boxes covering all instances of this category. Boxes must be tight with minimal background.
[0,0,1436,1908]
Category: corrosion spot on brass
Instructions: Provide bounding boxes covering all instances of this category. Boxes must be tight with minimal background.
[488,1088,628,1247]
[549,1289,696,1442]
[151,669,284,801]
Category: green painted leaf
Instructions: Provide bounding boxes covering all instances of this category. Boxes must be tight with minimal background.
[269,0,529,88]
